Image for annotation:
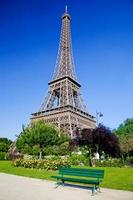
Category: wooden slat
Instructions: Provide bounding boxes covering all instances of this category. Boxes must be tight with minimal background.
[59,167,104,178]
[60,177,100,184]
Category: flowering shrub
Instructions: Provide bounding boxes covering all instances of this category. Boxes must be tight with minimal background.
[13,158,70,170]
[23,154,34,160]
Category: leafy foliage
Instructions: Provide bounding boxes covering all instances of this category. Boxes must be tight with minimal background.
[114,118,133,158]
[114,118,133,136]
[0,152,8,160]
[70,125,120,166]
[93,126,120,157]
[43,142,69,156]
[0,138,12,152]
[68,153,88,165]
[95,158,125,167]
[16,120,69,155]
[118,134,133,157]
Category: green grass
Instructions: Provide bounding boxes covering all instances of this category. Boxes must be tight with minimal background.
[0,161,133,191]
[0,161,57,180]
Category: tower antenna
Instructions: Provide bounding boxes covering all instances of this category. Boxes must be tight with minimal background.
[65,5,68,13]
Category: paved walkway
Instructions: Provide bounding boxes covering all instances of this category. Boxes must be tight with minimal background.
[0,173,132,200]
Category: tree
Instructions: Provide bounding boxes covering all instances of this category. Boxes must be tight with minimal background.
[118,134,133,159]
[16,120,69,156]
[0,138,12,152]
[56,141,70,156]
[113,118,133,159]
[114,118,133,136]
[93,125,120,157]
[70,125,120,166]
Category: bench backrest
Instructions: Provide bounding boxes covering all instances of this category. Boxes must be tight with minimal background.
[59,167,104,179]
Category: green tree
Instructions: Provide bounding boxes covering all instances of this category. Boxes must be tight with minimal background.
[56,141,70,156]
[114,118,133,136]
[16,120,69,155]
[118,134,133,158]
[0,138,12,152]
[114,118,133,159]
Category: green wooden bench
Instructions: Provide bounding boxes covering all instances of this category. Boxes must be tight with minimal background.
[52,167,104,195]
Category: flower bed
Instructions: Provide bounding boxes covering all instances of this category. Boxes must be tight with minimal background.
[13,158,70,170]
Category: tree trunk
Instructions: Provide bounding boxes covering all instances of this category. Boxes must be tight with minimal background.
[39,151,42,160]
[88,148,93,166]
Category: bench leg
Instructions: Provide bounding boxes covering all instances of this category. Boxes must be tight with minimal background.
[54,179,61,188]
[92,185,95,196]
[98,187,101,193]
[54,182,60,188]
[62,179,65,186]
[96,184,101,193]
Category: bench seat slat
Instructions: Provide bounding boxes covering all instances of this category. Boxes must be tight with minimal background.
[52,176,102,184]
[60,174,103,177]
[59,170,104,178]
[59,167,104,172]
[60,171,104,175]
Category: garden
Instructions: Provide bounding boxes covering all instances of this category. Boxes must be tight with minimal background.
[0,161,133,191]
[0,118,133,191]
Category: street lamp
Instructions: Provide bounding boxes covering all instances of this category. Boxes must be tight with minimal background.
[96,111,103,126]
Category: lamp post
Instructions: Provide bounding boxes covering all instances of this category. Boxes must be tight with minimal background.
[96,111,103,126]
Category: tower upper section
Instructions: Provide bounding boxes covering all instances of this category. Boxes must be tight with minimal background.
[52,6,77,81]
[31,7,96,134]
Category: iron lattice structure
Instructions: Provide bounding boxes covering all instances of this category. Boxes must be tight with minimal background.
[31,7,96,137]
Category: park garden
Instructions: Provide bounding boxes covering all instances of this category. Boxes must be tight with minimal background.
[0,118,133,191]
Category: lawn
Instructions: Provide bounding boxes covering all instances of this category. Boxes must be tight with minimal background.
[0,161,133,191]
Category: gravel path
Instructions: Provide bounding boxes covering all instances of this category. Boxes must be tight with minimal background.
[0,173,132,200]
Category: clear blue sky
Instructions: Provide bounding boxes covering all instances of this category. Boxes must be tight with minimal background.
[0,0,133,140]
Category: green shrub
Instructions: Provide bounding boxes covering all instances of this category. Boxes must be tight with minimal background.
[56,142,70,156]
[68,153,88,166]
[125,157,133,166]
[43,146,56,156]
[95,158,125,167]
[0,152,7,160]
[43,142,70,156]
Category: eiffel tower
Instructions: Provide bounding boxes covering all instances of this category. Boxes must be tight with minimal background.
[31,7,96,137]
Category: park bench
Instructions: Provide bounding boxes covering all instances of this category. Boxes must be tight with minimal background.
[52,167,104,195]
